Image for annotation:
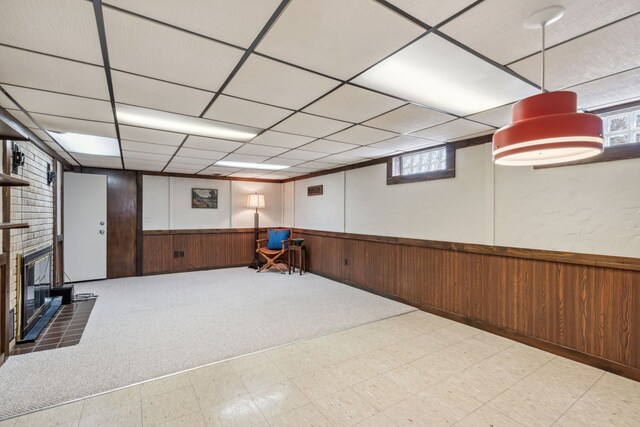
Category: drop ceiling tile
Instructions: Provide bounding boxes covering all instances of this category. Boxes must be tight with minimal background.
[272,113,352,138]
[304,85,405,123]
[235,144,289,157]
[119,125,185,146]
[56,151,79,166]
[229,171,270,178]
[343,146,397,158]
[278,150,327,161]
[302,139,360,154]
[33,114,117,138]
[171,156,215,166]
[3,86,113,122]
[262,157,304,167]
[104,7,243,91]
[121,140,178,155]
[73,154,123,169]
[511,15,640,90]
[256,0,423,80]
[354,34,538,116]
[0,90,16,109]
[123,150,172,162]
[112,71,214,116]
[572,67,640,110]
[30,128,55,142]
[466,104,514,128]
[203,95,293,129]
[183,135,243,152]
[251,131,315,149]
[202,166,239,176]
[387,0,478,26]
[104,0,280,48]
[327,125,397,144]
[285,166,320,173]
[441,0,640,65]
[370,135,440,151]
[164,164,202,174]
[364,104,456,134]
[124,159,167,171]
[0,46,109,100]
[297,161,336,170]
[320,153,367,164]
[410,119,493,141]
[177,147,229,160]
[5,109,41,130]
[223,153,271,163]
[223,55,340,109]
[0,0,103,64]
[260,172,298,180]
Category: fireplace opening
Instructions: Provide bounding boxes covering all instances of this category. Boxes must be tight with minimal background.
[17,245,59,342]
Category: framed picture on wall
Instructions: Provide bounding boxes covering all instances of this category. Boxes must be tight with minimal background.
[191,188,218,209]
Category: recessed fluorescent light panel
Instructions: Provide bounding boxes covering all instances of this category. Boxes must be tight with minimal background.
[215,160,289,170]
[353,34,538,116]
[116,104,258,141]
[52,132,121,156]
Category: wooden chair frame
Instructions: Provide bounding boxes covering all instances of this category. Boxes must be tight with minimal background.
[256,228,292,273]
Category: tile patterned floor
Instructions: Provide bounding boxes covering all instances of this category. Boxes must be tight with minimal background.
[9,300,95,355]
[1,310,639,426]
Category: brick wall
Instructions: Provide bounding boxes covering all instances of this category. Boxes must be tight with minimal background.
[8,141,54,348]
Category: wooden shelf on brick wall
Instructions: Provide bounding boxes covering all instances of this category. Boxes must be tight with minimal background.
[0,222,29,230]
[0,173,29,187]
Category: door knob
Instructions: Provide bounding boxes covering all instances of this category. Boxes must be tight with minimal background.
[99,229,105,234]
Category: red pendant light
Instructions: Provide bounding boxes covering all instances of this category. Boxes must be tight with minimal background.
[492,6,604,166]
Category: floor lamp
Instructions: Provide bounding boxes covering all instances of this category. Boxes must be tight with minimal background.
[247,193,265,269]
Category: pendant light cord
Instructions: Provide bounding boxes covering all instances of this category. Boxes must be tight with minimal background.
[541,22,546,93]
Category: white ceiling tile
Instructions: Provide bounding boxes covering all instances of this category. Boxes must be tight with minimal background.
[466,104,514,128]
[297,161,336,170]
[327,125,397,144]
[510,15,640,90]
[320,153,367,164]
[0,0,103,64]
[364,104,456,134]
[112,71,214,116]
[203,95,293,129]
[343,146,397,158]
[177,147,228,160]
[278,150,327,161]
[387,0,478,26]
[104,0,281,48]
[119,125,185,146]
[354,34,538,116]
[5,109,41,130]
[121,140,178,155]
[0,90,17,109]
[164,164,202,174]
[302,139,359,154]
[0,46,109,100]
[223,153,271,163]
[410,119,493,141]
[3,86,113,122]
[229,171,269,178]
[262,157,304,167]
[284,166,320,173]
[259,172,298,180]
[122,150,171,162]
[370,135,440,151]
[124,159,166,171]
[573,67,640,110]
[104,7,243,91]
[272,113,352,138]
[202,166,239,175]
[304,85,405,123]
[223,55,340,109]
[256,0,423,80]
[251,131,315,149]
[183,135,243,152]
[29,128,54,142]
[235,144,289,157]
[171,156,216,166]
[441,0,640,65]
[33,114,117,138]
[73,154,123,169]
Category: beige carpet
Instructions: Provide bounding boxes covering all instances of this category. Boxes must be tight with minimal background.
[0,267,413,419]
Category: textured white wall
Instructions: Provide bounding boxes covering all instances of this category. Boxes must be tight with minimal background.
[345,145,491,244]
[494,157,640,258]
[230,180,282,228]
[294,172,345,232]
[283,181,294,227]
[142,175,170,230]
[171,177,231,229]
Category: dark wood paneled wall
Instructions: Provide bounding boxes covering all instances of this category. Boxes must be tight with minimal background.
[78,168,137,278]
[143,229,262,275]
[295,228,640,381]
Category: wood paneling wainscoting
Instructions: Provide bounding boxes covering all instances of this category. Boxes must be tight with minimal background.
[143,229,264,275]
[294,229,640,381]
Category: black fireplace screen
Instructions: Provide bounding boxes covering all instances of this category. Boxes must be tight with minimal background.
[19,246,53,339]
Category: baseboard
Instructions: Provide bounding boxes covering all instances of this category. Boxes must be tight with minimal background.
[309,270,640,383]
[142,263,253,276]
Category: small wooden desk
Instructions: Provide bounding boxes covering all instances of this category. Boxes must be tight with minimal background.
[288,245,306,275]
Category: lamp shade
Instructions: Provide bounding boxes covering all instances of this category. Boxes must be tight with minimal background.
[492,91,604,166]
[247,194,265,209]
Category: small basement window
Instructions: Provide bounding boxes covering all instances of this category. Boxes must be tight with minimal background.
[387,144,455,184]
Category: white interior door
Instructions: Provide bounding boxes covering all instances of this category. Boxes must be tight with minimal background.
[63,172,107,282]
